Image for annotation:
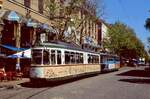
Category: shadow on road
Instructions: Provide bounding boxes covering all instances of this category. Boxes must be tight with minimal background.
[117,69,150,77]
[119,78,150,84]
[19,74,97,88]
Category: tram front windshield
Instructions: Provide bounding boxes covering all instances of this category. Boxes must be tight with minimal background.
[32,49,42,64]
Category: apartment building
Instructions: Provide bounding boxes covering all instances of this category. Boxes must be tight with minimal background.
[0,0,102,73]
[0,0,56,72]
[74,0,101,51]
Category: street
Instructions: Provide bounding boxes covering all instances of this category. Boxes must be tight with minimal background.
[0,66,150,99]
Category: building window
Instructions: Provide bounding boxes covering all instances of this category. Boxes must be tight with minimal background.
[24,0,30,8]
[38,0,43,14]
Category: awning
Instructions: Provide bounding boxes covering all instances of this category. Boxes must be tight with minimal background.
[42,24,56,33]
[1,44,28,51]
[7,49,31,59]
[3,11,21,22]
[27,19,38,28]
[43,24,49,29]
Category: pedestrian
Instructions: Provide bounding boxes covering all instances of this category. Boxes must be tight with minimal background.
[16,63,21,73]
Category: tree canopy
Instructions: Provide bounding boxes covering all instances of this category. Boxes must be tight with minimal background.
[104,22,147,59]
[44,0,104,43]
[145,18,150,31]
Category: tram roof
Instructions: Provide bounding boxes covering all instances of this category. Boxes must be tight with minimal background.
[100,52,119,57]
[34,41,99,54]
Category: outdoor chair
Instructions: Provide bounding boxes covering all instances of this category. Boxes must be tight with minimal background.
[15,72,23,80]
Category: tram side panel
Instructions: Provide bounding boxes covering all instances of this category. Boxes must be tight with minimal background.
[30,65,100,80]
[30,48,101,81]
[85,53,101,74]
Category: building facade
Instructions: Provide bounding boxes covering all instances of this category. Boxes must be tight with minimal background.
[0,0,102,74]
[0,0,56,73]
[98,21,109,48]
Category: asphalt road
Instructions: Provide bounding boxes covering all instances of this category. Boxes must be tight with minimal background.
[0,66,150,99]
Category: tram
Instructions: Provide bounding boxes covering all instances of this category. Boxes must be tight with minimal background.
[100,53,120,72]
[30,42,101,81]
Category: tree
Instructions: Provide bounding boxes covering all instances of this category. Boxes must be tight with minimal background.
[145,18,150,31]
[104,22,146,60]
[44,0,104,44]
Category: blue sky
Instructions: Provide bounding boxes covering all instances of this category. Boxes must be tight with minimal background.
[99,0,150,48]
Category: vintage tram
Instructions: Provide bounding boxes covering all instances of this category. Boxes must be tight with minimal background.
[30,42,101,82]
[100,53,120,72]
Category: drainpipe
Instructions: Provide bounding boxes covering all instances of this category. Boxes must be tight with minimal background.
[16,22,21,72]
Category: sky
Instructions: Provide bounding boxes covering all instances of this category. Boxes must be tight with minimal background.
[99,0,150,48]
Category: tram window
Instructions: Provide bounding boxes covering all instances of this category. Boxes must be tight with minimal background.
[96,56,99,63]
[94,56,97,63]
[51,50,56,64]
[92,55,94,63]
[79,53,83,63]
[43,50,49,65]
[32,49,42,64]
[76,53,80,63]
[95,55,97,63]
[97,56,100,63]
[88,54,91,63]
[71,52,75,64]
[65,51,83,64]
[65,51,70,64]
[88,54,99,64]
[57,51,61,64]
[88,54,93,64]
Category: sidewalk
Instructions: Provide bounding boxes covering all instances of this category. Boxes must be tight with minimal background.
[0,78,29,89]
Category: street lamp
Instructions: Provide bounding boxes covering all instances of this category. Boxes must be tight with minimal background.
[0,19,4,54]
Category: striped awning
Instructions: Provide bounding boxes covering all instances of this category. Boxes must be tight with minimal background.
[40,24,57,33]
[26,19,38,28]
[3,10,22,22]
[7,49,31,59]
[1,44,27,51]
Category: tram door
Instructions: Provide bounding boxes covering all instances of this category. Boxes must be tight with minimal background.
[101,55,107,70]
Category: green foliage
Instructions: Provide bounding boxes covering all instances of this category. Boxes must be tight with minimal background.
[145,18,150,59]
[44,0,101,43]
[145,18,150,31]
[104,22,147,59]
[45,0,59,18]
[44,0,85,41]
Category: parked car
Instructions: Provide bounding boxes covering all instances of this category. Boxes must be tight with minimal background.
[138,61,145,66]
[127,59,138,67]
